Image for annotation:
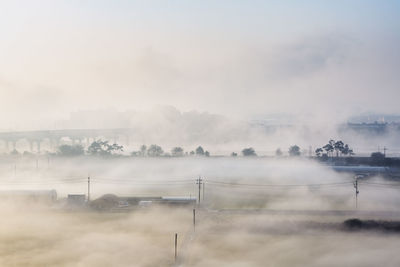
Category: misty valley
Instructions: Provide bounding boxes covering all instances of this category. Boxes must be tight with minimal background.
[1,156,400,266]
[2,1,400,266]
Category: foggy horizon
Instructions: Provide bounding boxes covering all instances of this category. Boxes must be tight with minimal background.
[1,1,400,129]
[1,1,400,267]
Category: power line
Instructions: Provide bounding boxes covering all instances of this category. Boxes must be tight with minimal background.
[207,180,353,187]
[359,181,400,186]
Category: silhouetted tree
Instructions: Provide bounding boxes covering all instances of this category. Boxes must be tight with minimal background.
[320,140,354,158]
[195,146,205,156]
[140,145,147,157]
[288,145,301,157]
[341,144,354,156]
[275,148,283,157]
[323,140,335,158]
[205,151,210,157]
[334,140,344,157]
[147,144,164,157]
[130,151,140,157]
[58,144,84,157]
[231,152,238,157]
[242,147,256,156]
[87,140,123,156]
[171,147,184,157]
[315,148,324,157]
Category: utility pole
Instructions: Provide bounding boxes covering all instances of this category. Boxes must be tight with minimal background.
[87,176,91,202]
[174,233,178,262]
[202,181,205,202]
[193,209,196,231]
[353,176,360,209]
[196,177,203,204]
[383,146,387,157]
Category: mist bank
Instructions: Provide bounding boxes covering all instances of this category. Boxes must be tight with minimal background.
[2,107,400,157]
[1,157,400,266]
[0,157,400,212]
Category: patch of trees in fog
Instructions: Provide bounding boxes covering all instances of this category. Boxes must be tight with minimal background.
[315,140,355,160]
[6,138,400,167]
[54,140,212,158]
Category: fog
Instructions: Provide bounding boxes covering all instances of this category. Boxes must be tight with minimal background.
[0,1,400,128]
[1,157,400,209]
[1,158,400,266]
[1,1,400,266]
[2,106,400,157]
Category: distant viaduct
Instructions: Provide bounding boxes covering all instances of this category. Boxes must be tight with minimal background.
[0,128,135,153]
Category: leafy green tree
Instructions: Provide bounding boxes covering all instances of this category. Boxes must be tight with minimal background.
[288,145,301,157]
[242,147,256,156]
[58,144,84,156]
[147,144,164,157]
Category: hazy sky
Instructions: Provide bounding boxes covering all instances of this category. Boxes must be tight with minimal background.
[0,0,399,128]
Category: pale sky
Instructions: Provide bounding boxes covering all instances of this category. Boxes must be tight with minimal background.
[0,0,399,129]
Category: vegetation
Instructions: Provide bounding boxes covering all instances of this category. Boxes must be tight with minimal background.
[147,144,164,157]
[140,145,147,157]
[171,147,184,157]
[242,147,256,156]
[87,140,123,156]
[315,139,354,158]
[288,145,301,157]
[195,146,204,156]
[57,144,84,157]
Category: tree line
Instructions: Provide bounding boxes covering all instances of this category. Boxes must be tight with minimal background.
[56,140,211,157]
[7,139,358,159]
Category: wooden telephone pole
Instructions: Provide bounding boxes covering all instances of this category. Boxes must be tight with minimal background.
[196,177,203,204]
[87,176,91,202]
[354,176,360,209]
